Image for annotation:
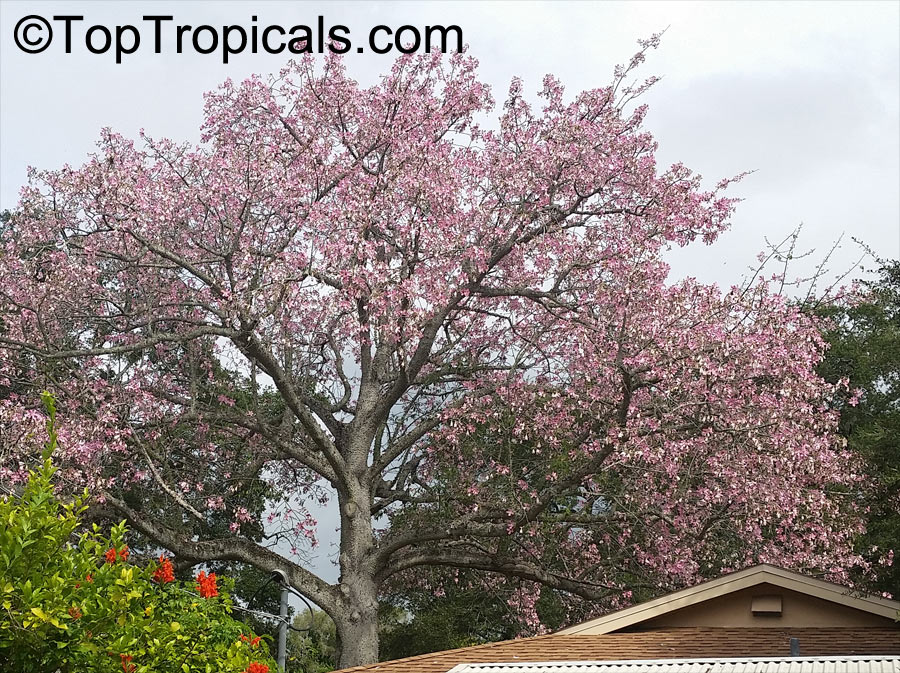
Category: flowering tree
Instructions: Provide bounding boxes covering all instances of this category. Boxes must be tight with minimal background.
[0,41,867,666]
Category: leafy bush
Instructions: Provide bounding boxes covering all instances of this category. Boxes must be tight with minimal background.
[0,394,277,673]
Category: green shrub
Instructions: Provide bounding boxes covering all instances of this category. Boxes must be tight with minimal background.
[0,393,277,673]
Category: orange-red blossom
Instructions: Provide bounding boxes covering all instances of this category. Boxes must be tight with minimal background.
[119,653,135,673]
[152,554,175,584]
[104,546,129,564]
[195,570,218,598]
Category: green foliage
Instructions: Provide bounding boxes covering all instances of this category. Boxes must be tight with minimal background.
[816,259,900,595]
[286,608,337,673]
[0,395,276,673]
[379,584,519,660]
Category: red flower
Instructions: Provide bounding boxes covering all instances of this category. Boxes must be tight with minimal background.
[241,634,263,648]
[120,653,135,673]
[85,573,93,583]
[244,663,269,673]
[195,571,218,598]
[105,546,129,564]
[152,555,175,584]
[68,606,82,619]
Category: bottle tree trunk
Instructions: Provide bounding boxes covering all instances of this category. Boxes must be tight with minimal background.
[335,575,380,668]
[334,470,380,668]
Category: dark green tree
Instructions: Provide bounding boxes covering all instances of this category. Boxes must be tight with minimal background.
[286,608,337,673]
[378,577,521,660]
[816,259,900,595]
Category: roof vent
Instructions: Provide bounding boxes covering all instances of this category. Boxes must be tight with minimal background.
[751,594,783,616]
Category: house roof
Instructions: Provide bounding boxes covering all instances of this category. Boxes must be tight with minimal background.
[446,656,900,673]
[558,566,900,635]
[335,566,900,673]
[334,628,900,673]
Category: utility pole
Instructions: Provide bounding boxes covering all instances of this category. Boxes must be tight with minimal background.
[278,582,289,671]
[272,570,289,672]
[268,568,319,672]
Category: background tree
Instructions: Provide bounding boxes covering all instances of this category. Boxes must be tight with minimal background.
[816,259,899,596]
[0,41,869,667]
[286,608,337,673]
[379,573,521,659]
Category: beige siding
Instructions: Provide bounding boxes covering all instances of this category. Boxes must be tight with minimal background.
[627,584,896,630]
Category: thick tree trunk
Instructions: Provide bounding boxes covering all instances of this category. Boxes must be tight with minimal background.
[334,575,380,668]
[334,460,380,668]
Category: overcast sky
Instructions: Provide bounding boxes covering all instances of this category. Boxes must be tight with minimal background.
[1,0,898,583]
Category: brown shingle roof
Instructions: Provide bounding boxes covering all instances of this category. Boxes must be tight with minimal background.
[334,628,900,673]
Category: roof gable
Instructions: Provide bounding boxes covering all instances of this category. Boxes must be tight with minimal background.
[557,566,900,635]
